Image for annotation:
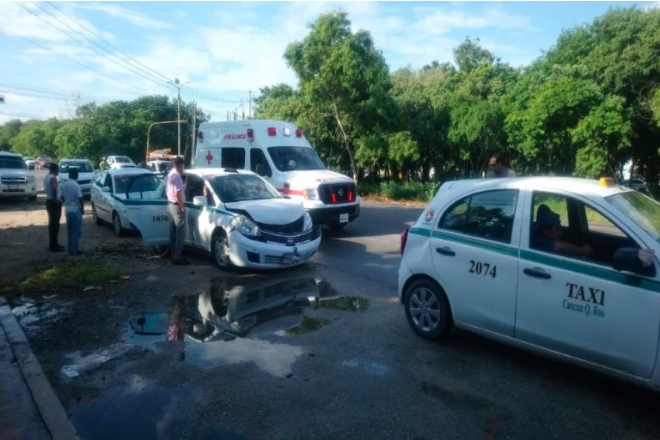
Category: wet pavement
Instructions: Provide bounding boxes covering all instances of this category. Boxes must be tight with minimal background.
[5,210,660,440]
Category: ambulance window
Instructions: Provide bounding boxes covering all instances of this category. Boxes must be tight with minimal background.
[250,149,272,177]
[221,148,245,169]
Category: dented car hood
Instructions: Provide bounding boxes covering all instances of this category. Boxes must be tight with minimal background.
[224,198,305,224]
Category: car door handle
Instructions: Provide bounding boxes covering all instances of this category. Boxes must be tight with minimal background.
[524,268,551,280]
[436,247,456,257]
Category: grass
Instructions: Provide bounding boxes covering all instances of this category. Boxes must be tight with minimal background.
[12,260,125,292]
[312,296,369,312]
[358,181,440,202]
[285,316,331,335]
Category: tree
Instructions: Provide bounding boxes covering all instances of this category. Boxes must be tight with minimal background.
[283,10,397,182]
[0,119,23,152]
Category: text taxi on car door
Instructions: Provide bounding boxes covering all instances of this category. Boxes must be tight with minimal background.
[399,176,660,390]
[121,168,322,269]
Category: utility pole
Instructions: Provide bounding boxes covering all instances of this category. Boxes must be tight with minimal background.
[191,101,197,167]
[248,90,252,119]
[168,78,190,157]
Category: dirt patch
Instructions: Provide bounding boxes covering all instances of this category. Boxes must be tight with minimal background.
[361,195,427,208]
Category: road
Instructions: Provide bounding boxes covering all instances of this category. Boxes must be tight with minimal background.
[9,189,660,440]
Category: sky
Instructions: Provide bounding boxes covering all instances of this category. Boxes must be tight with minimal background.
[0,1,658,125]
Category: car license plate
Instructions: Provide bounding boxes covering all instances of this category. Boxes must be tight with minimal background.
[282,254,300,265]
[339,213,349,223]
[8,184,20,191]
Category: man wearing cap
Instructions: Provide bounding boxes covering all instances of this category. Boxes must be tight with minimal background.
[533,205,594,258]
[166,157,189,265]
[43,163,64,252]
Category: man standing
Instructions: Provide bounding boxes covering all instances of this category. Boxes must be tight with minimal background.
[166,156,188,265]
[486,153,516,178]
[99,156,109,170]
[43,163,64,252]
[62,168,84,256]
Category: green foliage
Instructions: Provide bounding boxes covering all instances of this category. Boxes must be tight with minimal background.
[359,181,440,202]
[13,260,125,291]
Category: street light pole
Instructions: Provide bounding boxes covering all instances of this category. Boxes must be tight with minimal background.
[168,78,190,157]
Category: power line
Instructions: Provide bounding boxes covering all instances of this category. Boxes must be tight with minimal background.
[0,82,107,103]
[21,2,175,92]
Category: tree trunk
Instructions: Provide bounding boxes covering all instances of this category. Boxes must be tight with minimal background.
[332,109,358,184]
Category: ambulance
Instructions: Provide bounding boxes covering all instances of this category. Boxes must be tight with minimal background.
[194,120,360,229]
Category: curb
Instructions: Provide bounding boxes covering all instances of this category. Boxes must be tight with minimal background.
[0,298,80,440]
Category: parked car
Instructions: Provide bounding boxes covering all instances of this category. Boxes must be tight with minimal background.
[622,179,649,194]
[90,168,159,236]
[23,156,36,170]
[146,159,171,174]
[107,155,136,170]
[399,176,660,391]
[123,168,322,269]
[0,151,37,201]
[35,155,52,169]
[58,158,96,197]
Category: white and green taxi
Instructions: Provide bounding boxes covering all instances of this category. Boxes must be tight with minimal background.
[121,168,321,269]
[399,176,660,390]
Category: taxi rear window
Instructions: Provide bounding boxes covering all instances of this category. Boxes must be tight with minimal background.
[606,191,660,241]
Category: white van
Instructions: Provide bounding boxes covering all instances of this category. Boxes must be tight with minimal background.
[194,119,360,229]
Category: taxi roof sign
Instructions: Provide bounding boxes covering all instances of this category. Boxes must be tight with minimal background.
[598,177,615,187]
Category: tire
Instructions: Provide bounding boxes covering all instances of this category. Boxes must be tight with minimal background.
[211,230,232,269]
[404,278,452,340]
[112,212,125,237]
[92,204,103,225]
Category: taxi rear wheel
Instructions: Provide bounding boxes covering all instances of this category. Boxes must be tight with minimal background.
[92,203,103,225]
[112,212,125,237]
[212,230,232,269]
[404,279,452,340]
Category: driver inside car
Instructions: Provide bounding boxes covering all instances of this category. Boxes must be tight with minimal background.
[533,204,595,259]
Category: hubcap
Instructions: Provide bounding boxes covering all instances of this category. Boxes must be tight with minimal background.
[214,236,230,267]
[409,287,441,331]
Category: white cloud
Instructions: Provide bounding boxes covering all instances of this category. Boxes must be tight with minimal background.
[77,3,171,30]
[642,2,660,10]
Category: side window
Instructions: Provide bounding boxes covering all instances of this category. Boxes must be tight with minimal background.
[250,148,272,177]
[185,174,205,200]
[95,172,105,187]
[221,148,246,169]
[584,205,627,238]
[104,174,114,192]
[438,190,518,243]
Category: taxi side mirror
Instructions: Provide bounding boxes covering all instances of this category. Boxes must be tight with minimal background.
[102,186,111,193]
[192,196,208,207]
[612,247,656,277]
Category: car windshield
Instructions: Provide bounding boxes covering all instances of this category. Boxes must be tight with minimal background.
[606,191,660,242]
[115,156,132,163]
[60,162,94,173]
[209,174,281,203]
[0,158,27,169]
[267,146,325,172]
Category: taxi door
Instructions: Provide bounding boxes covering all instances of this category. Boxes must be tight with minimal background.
[515,190,660,379]
[430,189,522,336]
[122,174,169,245]
[184,175,214,249]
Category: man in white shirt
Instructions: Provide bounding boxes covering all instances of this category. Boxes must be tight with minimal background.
[43,163,64,252]
[166,156,188,265]
[62,168,84,256]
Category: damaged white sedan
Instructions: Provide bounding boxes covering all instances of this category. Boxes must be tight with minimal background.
[122,168,321,269]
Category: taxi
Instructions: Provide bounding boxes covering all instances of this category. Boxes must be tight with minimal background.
[398,176,660,390]
[122,168,321,269]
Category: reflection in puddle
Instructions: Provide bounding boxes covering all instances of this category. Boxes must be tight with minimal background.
[125,276,365,376]
[12,295,71,329]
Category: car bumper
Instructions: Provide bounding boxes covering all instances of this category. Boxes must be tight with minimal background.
[0,183,37,197]
[397,260,413,304]
[228,229,322,269]
[307,202,360,225]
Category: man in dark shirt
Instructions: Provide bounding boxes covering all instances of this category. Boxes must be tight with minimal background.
[486,153,516,178]
[533,206,594,258]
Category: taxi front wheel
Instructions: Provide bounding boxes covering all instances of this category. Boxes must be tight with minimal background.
[405,279,452,340]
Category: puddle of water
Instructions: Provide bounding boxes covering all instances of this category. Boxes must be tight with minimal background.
[61,343,135,380]
[123,275,364,377]
[12,296,71,329]
[341,359,393,378]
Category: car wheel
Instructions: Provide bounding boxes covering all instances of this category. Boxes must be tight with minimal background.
[92,204,103,225]
[404,279,452,340]
[113,212,125,237]
[211,230,232,269]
